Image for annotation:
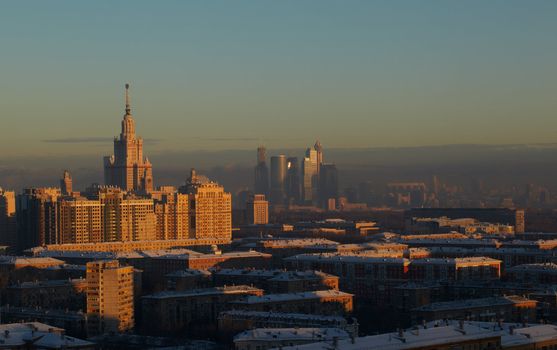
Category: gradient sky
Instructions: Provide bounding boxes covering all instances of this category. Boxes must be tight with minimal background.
[1,1,557,157]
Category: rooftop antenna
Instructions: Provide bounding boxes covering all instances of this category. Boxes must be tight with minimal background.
[125,83,131,115]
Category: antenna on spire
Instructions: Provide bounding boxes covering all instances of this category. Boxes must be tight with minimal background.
[125,83,131,115]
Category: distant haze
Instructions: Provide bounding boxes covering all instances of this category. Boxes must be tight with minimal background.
[2,144,557,195]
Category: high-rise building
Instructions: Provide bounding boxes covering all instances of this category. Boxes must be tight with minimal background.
[0,188,17,249]
[60,170,73,196]
[86,260,134,335]
[57,197,103,244]
[319,163,339,209]
[254,146,270,197]
[16,188,60,250]
[270,155,287,205]
[104,84,153,193]
[154,192,190,240]
[246,194,269,225]
[179,169,232,241]
[302,148,318,205]
[98,188,156,242]
[314,140,323,177]
[285,157,301,205]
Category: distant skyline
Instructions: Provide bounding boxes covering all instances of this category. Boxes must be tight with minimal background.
[1,1,557,156]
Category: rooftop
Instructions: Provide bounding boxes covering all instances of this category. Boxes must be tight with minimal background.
[284,253,409,264]
[506,263,557,273]
[231,290,352,304]
[142,285,263,300]
[234,328,348,343]
[0,322,93,348]
[413,295,535,312]
[0,256,65,266]
[219,310,348,323]
[279,324,498,350]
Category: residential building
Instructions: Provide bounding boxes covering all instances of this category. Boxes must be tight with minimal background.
[86,260,134,335]
[246,194,269,225]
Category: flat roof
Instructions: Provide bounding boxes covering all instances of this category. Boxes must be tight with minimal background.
[142,285,263,300]
[231,290,353,304]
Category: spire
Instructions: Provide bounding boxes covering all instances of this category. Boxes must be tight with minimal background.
[125,83,131,115]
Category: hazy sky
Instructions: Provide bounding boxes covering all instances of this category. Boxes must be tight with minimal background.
[1,1,557,157]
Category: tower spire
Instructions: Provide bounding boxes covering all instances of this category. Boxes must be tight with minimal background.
[125,83,131,115]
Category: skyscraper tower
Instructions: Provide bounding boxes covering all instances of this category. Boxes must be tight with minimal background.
[285,157,301,204]
[254,146,270,197]
[270,155,287,205]
[0,188,17,250]
[302,148,318,205]
[314,140,323,177]
[104,84,153,193]
[60,170,72,196]
[319,163,339,209]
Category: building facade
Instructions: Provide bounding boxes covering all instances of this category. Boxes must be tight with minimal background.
[104,84,153,193]
[246,194,269,225]
[0,188,17,249]
[86,260,134,336]
[254,146,270,197]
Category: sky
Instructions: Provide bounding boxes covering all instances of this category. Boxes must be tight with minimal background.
[1,1,557,157]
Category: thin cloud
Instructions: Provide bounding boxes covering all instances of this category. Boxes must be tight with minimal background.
[42,137,162,145]
[192,137,259,142]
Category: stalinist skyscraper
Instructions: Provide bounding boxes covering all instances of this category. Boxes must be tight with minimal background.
[104,84,153,193]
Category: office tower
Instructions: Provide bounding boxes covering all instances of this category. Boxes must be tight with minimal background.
[86,260,134,335]
[104,84,153,193]
[254,146,270,197]
[314,140,323,177]
[98,188,156,242]
[246,194,269,225]
[270,155,287,205]
[285,157,301,205]
[431,175,440,194]
[0,188,17,249]
[57,197,102,244]
[16,188,60,250]
[319,163,339,208]
[154,192,190,240]
[60,170,73,196]
[179,169,232,240]
[301,148,318,205]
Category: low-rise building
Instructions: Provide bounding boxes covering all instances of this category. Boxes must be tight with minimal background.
[281,321,557,350]
[218,311,358,339]
[141,285,264,335]
[411,295,537,324]
[0,256,66,288]
[408,257,501,281]
[0,322,94,349]
[213,269,339,293]
[165,269,212,291]
[0,306,89,338]
[4,278,86,310]
[233,328,349,350]
[506,263,557,285]
[228,290,353,316]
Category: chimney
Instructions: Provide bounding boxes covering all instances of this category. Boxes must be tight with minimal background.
[459,320,464,330]
[509,326,514,335]
[332,336,339,349]
[398,328,404,338]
